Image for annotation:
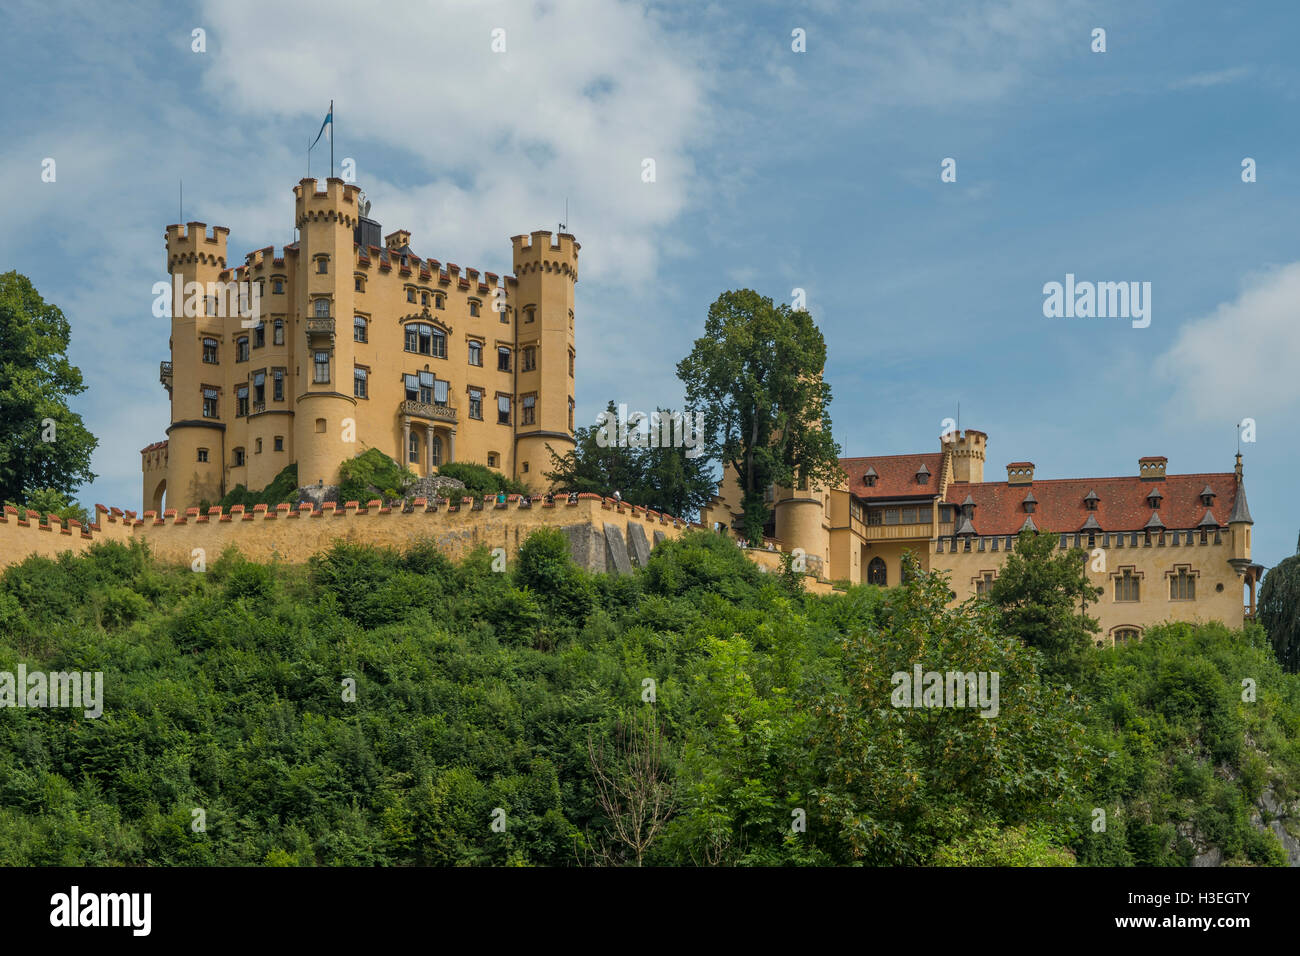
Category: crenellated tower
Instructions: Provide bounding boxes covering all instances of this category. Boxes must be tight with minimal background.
[510,230,578,490]
[162,221,230,508]
[292,177,362,489]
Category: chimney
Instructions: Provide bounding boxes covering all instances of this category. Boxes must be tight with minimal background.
[1006,462,1034,485]
[1139,456,1167,481]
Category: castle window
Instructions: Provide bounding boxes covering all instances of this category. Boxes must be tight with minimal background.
[501,306,510,325]
[431,328,446,358]
[253,371,265,406]
[1114,569,1140,602]
[468,388,483,420]
[274,436,283,452]
[522,461,529,473]
[254,323,265,348]
[432,375,449,406]
[901,507,916,524]
[975,571,996,596]
[522,346,536,372]
[488,452,499,468]
[939,505,954,523]
[431,436,442,467]
[272,279,284,294]
[569,348,575,377]
[354,316,367,343]
[469,300,480,317]
[421,292,429,306]
[316,256,328,274]
[355,277,363,292]
[404,375,418,402]
[522,394,536,425]
[408,289,416,303]
[354,366,368,399]
[867,557,887,586]
[498,347,512,372]
[435,293,445,310]
[314,298,330,318]
[884,508,899,525]
[202,387,218,418]
[315,419,325,434]
[202,338,219,364]
[313,351,330,384]
[236,337,249,362]
[568,397,575,431]
[1113,627,1141,646]
[273,319,284,345]
[523,306,536,324]
[233,448,245,467]
[256,438,263,454]
[867,509,882,526]
[197,448,209,463]
[1169,567,1197,600]
[468,340,483,366]
[273,368,284,402]
[498,394,511,425]
[408,433,419,464]
[236,385,249,417]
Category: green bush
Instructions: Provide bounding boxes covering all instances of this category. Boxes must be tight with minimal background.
[435,461,528,498]
[337,448,415,504]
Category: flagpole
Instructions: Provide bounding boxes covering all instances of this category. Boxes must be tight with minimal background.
[329,99,334,177]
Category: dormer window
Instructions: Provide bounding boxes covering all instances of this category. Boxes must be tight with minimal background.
[1200,485,1216,507]
[1146,489,1163,508]
[1084,489,1099,511]
[915,463,930,485]
[1022,491,1037,514]
[863,466,878,488]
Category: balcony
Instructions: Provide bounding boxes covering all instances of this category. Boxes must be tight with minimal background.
[305,316,335,338]
[861,521,933,542]
[400,399,458,424]
[159,361,173,391]
[252,401,266,415]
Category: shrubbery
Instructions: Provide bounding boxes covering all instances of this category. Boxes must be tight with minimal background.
[0,531,1294,867]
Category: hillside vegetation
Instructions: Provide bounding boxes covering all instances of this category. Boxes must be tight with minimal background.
[0,530,1295,866]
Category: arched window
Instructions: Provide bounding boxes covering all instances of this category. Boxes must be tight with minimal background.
[408,432,420,464]
[867,557,887,586]
[431,435,442,467]
[1112,627,1141,646]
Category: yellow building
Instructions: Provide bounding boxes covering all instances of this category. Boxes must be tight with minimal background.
[711,430,1261,643]
[143,177,578,511]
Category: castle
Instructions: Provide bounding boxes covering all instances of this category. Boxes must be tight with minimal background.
[708,430,1262,644]
[142,177,577,512]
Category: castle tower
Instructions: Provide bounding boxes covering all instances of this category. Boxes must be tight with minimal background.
[292,178,362,489]
[162,221,230,509]
[1228,452,1254,573]
[510,230,578,490]
[948,429,986,483]
[774,485,830,575]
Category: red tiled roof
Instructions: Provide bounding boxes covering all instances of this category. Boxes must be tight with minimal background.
[945,472,1238,534]
[841,453,944,500]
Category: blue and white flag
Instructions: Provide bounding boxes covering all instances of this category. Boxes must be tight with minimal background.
[310,105,332,149]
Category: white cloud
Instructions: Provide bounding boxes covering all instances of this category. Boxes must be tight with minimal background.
[1169,66,1251,90]
[1154,262,1300,421]
[195,0,708,287]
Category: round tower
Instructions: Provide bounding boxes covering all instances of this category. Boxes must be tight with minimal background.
[291,178,362,490]
[510,230,578,491]
[162,221,230,509]
[774,485,830,577]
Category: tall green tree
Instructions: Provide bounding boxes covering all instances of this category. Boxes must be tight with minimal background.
[544,400,716,519]
[676,290,841,544]
[983,529,1102,675]
[0,272,96,507]
[1258,533,1300,673]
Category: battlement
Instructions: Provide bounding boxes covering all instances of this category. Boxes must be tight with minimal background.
[166,221,229,269]
[294,177,361,228]
[512,230,580,280]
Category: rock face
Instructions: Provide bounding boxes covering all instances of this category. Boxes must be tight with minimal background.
[404,476,468,500]
[604,523,634,575]
[626,523,652,568]
[1252,787,1300,866]
[297,484,341,508]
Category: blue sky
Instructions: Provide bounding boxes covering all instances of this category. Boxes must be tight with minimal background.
[1,0,1296,569]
